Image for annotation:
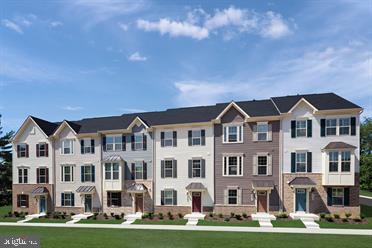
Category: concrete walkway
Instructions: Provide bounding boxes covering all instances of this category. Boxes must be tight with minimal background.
[1,222,371,236]
[360,195,372,206]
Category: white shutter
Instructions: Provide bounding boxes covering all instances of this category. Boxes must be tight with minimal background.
[223,126,227,143]
[238,125,243,142]
[267,154,272,175]
[252,155,258,175]
[224,189,228,205]
[252,125,258,141]
[237,189,242,205]
[268,124,272,141]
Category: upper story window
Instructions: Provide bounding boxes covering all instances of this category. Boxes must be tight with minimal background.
[223,124,243,143]
[105,162,119,180]
[36,143,48,157]
[17,143,28,158]
[135,161,144,180]
[328,151,351,173]
[341,151,351,172]
[81,139,95,154]
[296,120,307,137]
[161,131,177,147]
[81,164,95,182]
[223,155,243,176]
[106,136,122,151]
[188,130,205,146]
[134,134,143,150]
[61,139,74,155]
[61,165,74,182]
[257,156,268,175]
[257,123,269,141]
[37,168,48,184]
[326,119,337,136]
[161,159,177,178]
[339,118,350,135]
[291,152,312,173]
[18,168,28,184]
[329,151,339,172]
[295,152,306,172]
[192,159,201,178]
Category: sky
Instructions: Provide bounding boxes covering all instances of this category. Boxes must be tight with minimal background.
[0,0,371,133]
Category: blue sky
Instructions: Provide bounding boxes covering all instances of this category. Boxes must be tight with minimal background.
[0,0,371,132]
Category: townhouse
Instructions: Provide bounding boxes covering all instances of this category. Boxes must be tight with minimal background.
[11,93,362,216]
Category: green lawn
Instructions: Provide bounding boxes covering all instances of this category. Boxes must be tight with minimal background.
[361,204,372,217]
[0,226,371,248]
[0,205,20,222]
[317,218,372,229]
[78,218,124,224]
[134,219,187,225]
[360,190,372,197]
[198,220,260,227]
[272,219,305,228]
[28,218,71,223]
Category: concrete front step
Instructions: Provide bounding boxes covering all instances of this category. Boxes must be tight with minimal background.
[302,219,320,229]
[258,219,273,228]
[290,212,319,221]
[17,213,47,223]
[251,213,276,221]
[122,212,143,225]
[184,212,206,226]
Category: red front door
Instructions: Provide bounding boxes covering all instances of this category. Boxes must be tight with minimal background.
[192,192,202,212]
[257,191,268,212]
[135,194,144,213]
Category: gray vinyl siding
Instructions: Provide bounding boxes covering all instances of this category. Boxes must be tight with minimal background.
[214,108,280,210]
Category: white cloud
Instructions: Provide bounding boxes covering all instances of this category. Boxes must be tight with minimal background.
[260,11,292,39]
[1,19,23,34]
[137,19,209,40]
[118,22,128,31]
[119,108,146,113]
[50,21,63,27]
[128,52,147,61]
[62,106,83,111]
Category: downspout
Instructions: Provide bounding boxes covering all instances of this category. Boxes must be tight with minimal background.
[152,128,156,213]
[100,133,103,213]
[279,118,284,212]
[52,137,56,212]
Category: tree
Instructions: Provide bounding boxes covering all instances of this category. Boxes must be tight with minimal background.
[360,117,372,190]
[0,114,14,193]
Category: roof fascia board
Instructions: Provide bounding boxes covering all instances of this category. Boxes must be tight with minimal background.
[288,98,318,114]
[215,102,250,121]
[314,108,363,115]
[151,121,213,129]
[127,116,149,130]
[53,121,77,137]
[11,116,49,142]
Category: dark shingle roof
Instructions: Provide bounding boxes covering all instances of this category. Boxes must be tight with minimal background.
[252,180,275,188]
[236,99,280,117]
[186,182,206,190]
[271,93,361,113]
[30,116,59,136]
[289,177,316,186]
[323,142,357,150]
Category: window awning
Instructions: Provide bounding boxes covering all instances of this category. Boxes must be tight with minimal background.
[323,142,356,150]
[103,154,123,162]
[127,183,147,193]
[76,186,96,194]
[31,187,49,195]
[185,182,206,191]
[288,177,316,188]
[252,180,275,190]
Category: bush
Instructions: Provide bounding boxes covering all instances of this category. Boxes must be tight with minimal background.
[224,217,230,222]
[14,211,20,218]
[52,212,60,219]
[319,213,326,219]
[230,212,235,218]
[121,213,125,219]
[70,212,75,216]
[148,212,154,219]
[110,213,115,217]
[242,213,248,218]
[103,213,108,219]
[114,215,120,220]
[325,214,333,222]
[341,218,348,223]
[361,213,366,219]
[333,213,340,219]
[218,213,223,218]
[353,217,362,222]
[178,213,184,219]
[345,212,352,218]
[167,212,174,220]
[235,214,242,220]
[209,213,214,218]
[158,213,164,219]
[276,212,288,219]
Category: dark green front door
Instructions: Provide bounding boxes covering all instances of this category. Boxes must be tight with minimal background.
[84,194,92,213]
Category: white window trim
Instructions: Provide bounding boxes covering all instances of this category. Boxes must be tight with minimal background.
[325,118,337,136]
[192,159,202,178]
[135,161,144,180]
[295,119,307,138]
[222,123,244,144]
[62,192,73,207]
[163,159,174,178]
[256,122,269,141]
[82,164,94,182]
[83,138,93,154]
[134,133,144,151]
[163,189,175,205]
[104,162,120,181]
[257,155,268,176]
[61,165,74,183]
[332,187,344,206]
[339,118,351,136]
[227,188,238,205]
[191,130,202,146]
[61,139,74,155]
[38,142,47,157]
[223,155,243,176]
[18,168,28,184]
[18,143,27,157]
[163,131,174,147]
[328,150,353,174]
[38,167,48,184]
[105,135,122,152]
[295,151,307,173]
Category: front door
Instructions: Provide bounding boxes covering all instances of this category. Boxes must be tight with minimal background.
[192,192,202,213]
[135,194,144,213]
[257,191,268,212]
[295,189,307,212]
[39,196,46,213]
[84,194,92,213]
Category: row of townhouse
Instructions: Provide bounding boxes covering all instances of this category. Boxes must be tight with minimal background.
[11,93,362,216]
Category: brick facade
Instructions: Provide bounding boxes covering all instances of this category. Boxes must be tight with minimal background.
[214,205,257,215]
[12,184,53,214]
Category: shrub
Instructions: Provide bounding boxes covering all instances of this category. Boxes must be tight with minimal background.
[345,212,352,218]
[242,213,248,218]
[114,215,120,220]
[178,213,184,219]
[93,212,98,217]
[103,213,108,219]
[52,212,60,219]
[319,213,326,219]
[325,214,333,222]
[341,218,348,223]
[333,213,340,219]
[224,217,230,222]
[277,212,288,219]
[353,217,362,222]
[121,213,125,219]
[218,213,223,218]
[209,213,214,218]
[230,212,235,218]
[361,213,366,219]
[235,214,242,220]
[110,213,115,217]
[167,212,174,220]
[148,212,154,219]
[158,213,164,219]
[14,211,20,218]
[70,212,75,216]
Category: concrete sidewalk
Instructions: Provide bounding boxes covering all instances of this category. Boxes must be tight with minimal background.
[0,222,371,236]
[360,195,372,206]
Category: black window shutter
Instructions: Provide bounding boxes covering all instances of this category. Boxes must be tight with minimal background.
[173,131,177,147]
[36,144,39,157]
[161,191,164,205]
[201,159,206,178]
[350,117,356,136]
[81,166,85,182]
[122,135,126,151]
[36,168,40,183]
[344,188,350,206]
[61,193,65,206]
[143,134,147,151]
[25,195,29,208]
[131,163,135,180]
[17,145,20,158]
[102,136,106,151]
[46,168,49,183]
[45,144,49,157]
[161,132,165,147]
[80,140,85,154]
[291,120,296,138]
[320,119,326,137]
[91,139,95,154]
[143,162,147,180]
[26,144,29,157]
[307,120,312,137]
[131,135,135,151]
[107,192,111,207]
[161,160,164,178]
[188,130,192,146]
[201,129,206,146]
[92,165,95,182]
[327,188,332,206]
[307,152,312,173]
[173,190,177,205]
[71,193,75,206]
[291,153,296,173]
[188,160,192,178]
[17,195,20,207]
[173,160,177,178]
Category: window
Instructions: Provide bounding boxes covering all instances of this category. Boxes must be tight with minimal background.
[105,163,119,180]
[257,156,268,175]
[61,165,74,182]
[83,139,94,154]
[192,159,201,178]
[18,168,28,184]
[107,192,121,207]
[17,194,28,207]
[61,140,74,154]
[228,189,238,205]
[223,156,243,176]
[163,131,173,147]
[295,153,306,172]
[332,188,344,206]
[296,120,307,137]
[329,152,339,172]
[339,118,350,135]
[257,123,269,141]
[163,190,174,205]
[191,130,201,145]
[135,161,144,179]
[326,119,337,136]
[38,143,47,157]
[341,151,351,172]
[164,160,174,178]
[223,124,243,143]
[62,192,74,206]
[134,134,143,150]
[106,136,122,151]
[82,165,94,182]
[18,144,27,157]
[38,168,47,183]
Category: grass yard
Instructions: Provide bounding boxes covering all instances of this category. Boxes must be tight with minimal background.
[198,220,260,227]
[272,219,305,228]
[361,204,372,217]
[360,190,372,197]
[78,218,124,224]
[133,219,187,225]
[0,226,371,248]
[0,205,20,222]
[28,218,71,223]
